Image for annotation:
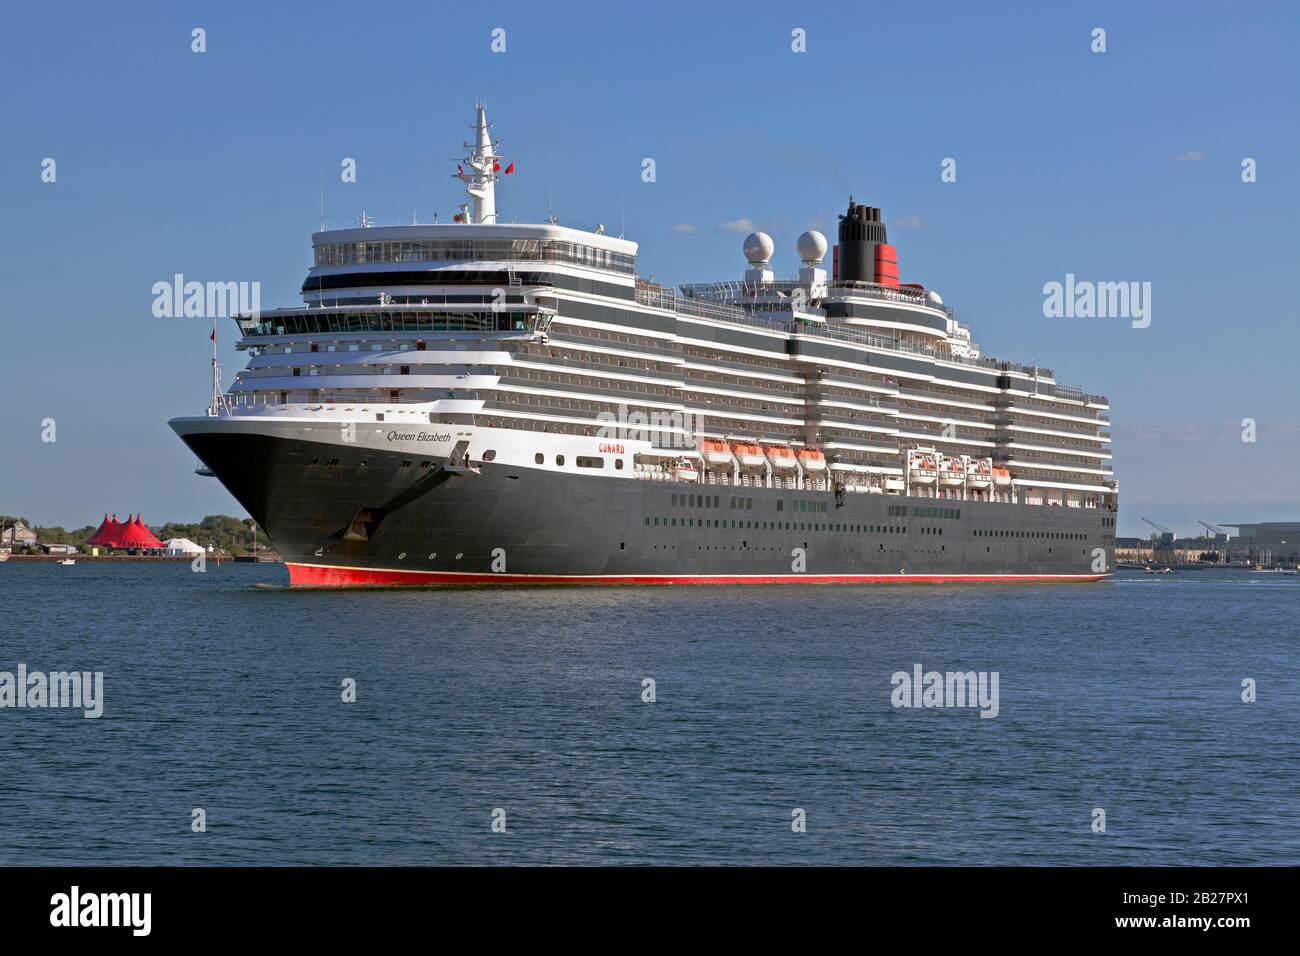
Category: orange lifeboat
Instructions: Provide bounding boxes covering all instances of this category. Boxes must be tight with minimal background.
[966,458,992,489]
[796,448,827,472]
[991,465,1012,487]
[938,457,965,486]
[765,444,797,469]
[699,438,734,466]
[908,451,938,485]
[732,441,767,468]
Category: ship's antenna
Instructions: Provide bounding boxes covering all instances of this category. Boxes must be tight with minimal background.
[455,100,502,224]
[319,162,325,232]
[208,318,227,417]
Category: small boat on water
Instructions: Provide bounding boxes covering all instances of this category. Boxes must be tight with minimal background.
[1143,566,1175,575]
[58,558,76,566]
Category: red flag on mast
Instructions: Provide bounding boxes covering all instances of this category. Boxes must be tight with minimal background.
[504,162,515,175]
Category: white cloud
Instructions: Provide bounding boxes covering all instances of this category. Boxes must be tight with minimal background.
[718,218,756,232]
[670,223,698,234]
[1173,150,1206,162]
[893,215,924,229]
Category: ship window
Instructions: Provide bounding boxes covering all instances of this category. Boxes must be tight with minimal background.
[615,459,624,470]
[483,450,497,461]
[555,455,565,466]
[535,453,544,464]
[576,456,603,468]
[400,460,412,468]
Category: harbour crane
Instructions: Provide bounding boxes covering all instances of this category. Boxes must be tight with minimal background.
[1142,517,1175,541]
[1198,521,1231,565]
[1142,517,1177,561]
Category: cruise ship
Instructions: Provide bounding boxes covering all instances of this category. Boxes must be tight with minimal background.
[170,105,1118,586]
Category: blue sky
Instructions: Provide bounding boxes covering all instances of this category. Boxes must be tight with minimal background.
[2,0,1297,536]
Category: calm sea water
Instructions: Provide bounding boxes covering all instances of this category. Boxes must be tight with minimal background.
[0,562,1296,865]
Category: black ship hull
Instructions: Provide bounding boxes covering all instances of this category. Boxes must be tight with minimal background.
[176,426,1115,587]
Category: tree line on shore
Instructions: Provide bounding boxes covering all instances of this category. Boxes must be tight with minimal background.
[1,514,263,556]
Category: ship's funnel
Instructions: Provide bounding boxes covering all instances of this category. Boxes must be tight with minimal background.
[837,198,889,283]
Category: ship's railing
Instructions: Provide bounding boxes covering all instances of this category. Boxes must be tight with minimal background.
[828,280,953,317]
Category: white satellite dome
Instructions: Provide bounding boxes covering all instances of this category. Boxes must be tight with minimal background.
[927,289,944,306]
[743,231,775,266]
[795,230,828,265]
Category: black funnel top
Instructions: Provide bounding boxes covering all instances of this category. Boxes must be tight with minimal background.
[837,199,888,283]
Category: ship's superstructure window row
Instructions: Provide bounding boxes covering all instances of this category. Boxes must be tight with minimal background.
[313,238,636,276]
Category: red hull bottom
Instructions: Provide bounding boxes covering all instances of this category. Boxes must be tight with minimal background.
[286,563,1110,588]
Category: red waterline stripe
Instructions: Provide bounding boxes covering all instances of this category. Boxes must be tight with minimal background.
[286,563,1108,588]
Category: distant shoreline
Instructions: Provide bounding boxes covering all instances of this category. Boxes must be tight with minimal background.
[1,554,281,564]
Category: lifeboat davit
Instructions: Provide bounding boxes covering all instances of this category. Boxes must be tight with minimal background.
[765,444,797,469]
[699,438,734,466]
[796,448,827,472]
[992,465,1012,487]
[967,459,992,489]
[938,458,965,486]
[732,441,767,468]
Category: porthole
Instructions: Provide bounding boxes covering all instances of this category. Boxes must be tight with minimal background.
[534,453,544,464]
[483,450,497,461]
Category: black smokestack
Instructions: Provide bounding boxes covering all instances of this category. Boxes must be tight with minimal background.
[837,198,888,283]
